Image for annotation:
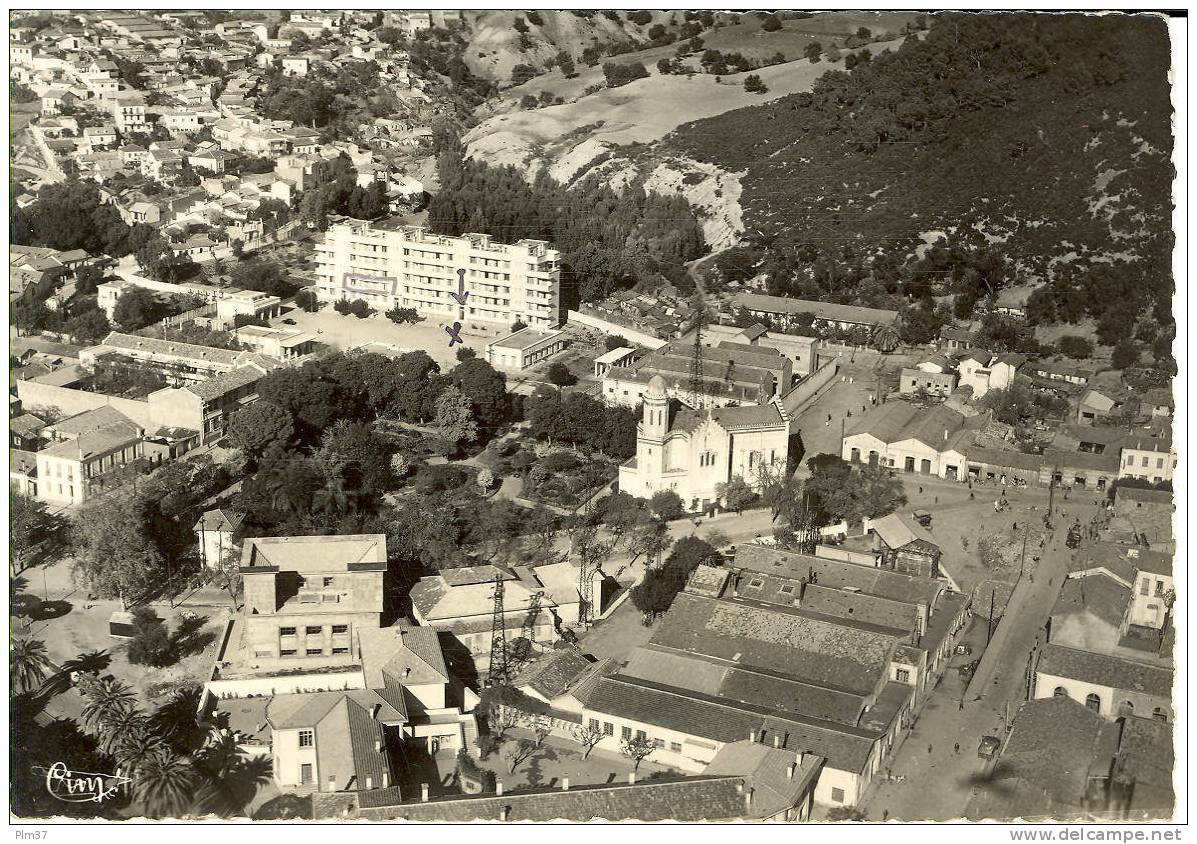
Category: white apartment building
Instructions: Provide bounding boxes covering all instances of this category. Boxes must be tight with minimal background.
[314,220,562,329]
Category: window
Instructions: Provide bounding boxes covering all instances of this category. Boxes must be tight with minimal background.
[1156,458,1164,468]
[896,668,910,683]
[1141,456,1148,467]
[748,578,764,589]
[1153,707,1168,723]
[830,787,845,804]
[332,647,349,655]
[653,738,665,748]
[280,649,297,657]
[332,624,348,634]
[306,648,323,656]
[635,730,647,741]
[670,742,682,753]
[305,626,322,635]
[279,627,297,637]
[603,722,614,736]
[588,718,600,732]
[1140,579,1150,596]
[780,585,794,595]
[1053,687,1069,699]
[323,577,334,587]
[1155,580,1165,597]
[300,763,313,785]
[1085,693,1101,711]
[1118,701,1135,717]
[298,730,314,748]
[621,726,631,741]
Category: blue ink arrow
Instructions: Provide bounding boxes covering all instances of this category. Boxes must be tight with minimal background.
[444,321,464,347]
[450,268,469,305]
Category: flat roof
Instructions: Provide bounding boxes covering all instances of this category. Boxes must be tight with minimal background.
[489,326,565,351]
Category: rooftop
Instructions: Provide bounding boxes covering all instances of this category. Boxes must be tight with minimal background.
[240,533,387,573]
[735,292,899,326]
[1036,643,1172,698]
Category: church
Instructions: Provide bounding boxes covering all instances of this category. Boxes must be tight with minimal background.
[618,375,793,512]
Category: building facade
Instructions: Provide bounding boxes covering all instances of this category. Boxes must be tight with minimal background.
[314,221,561,329]
[618,376,791,512]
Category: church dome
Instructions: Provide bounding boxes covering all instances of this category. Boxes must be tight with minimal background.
[645,374,668,399]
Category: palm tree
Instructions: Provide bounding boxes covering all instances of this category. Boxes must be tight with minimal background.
[192,728,272,817]
[79,677,138,732]
[113,726,165,780]
[133,749,197,818]
[11,638,55,692]
[97,706,148,758]
[872,323,900,353]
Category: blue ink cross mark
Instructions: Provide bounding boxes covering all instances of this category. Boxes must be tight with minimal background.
[444,321,464,347]
[450,268,469,305]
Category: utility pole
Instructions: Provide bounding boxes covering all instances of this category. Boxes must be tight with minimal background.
[1018,523,1029,582]
[486,574,510,687]
[986,587,996,646]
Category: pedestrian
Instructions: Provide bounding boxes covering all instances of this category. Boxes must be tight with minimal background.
[934,496,938,504]
[919,486,923,494]
[969,492,975,500]
[954,742,960,754]
[927,744,933,755]
[883,810,889,821]
[959,699,965,711]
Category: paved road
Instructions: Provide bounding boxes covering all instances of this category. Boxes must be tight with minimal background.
[859,492,1105,821]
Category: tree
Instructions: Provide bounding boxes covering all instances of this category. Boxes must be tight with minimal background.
[761,12,782,31]
[293,289,318,312]
[133,750,198,818]
[757,462,804,523]
[112,287,160,331]
[226,400,292,458]
[872,323,900,353]
[803,41,823,62]
[11,493,57,575]
[856,26,873,39]
[11,638,54,692]
[744,74,768,94]
[71,497,164,609]
[851,464,907,520]
[333,298,353,315]
[349,298,371,318]
[649,489,686,522]
[827,807,868,821]
[386,305,420,324]
[603,61,650,88]
[78,675,138,733]
[505,738,537,773]
[546,361,577,387]
[1112,339,1140,370]
[126,607,172,668]
[620,735,655,771]
[629,520,671,567]
[715,475,757,513]
[476,467,495,492]
[557,52,576,78]
[65,308,112,346]
[572,723,605,759]
[435,385,478,446]
[511,63,537,86]
[605,334,630,351]
[1057,335,1093,359]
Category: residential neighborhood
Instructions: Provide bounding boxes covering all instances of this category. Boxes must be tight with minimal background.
[8,8,1180,830]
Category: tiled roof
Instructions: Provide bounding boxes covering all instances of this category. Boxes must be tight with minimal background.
[42,421,142,460]
[1052,575,1131,629]
[514,649,594,700]
[10,449,38,476]
[1114,486,1173,506]
[703,740,824,819]
[48,405,136,437]
[988,696,1112,811]
[870,512,937,552]
[357,625,448,690]
[736,292,899,327]
[10,413,46,437]
[734,545,944,607]
[318,776,757,821]
[1036,643,1172,698]
[798,583,922,634]
[585,674,878,773]
[98,331,244,366]
[182,364,268,401]
[193,508,244,533]
[650,592,899,695]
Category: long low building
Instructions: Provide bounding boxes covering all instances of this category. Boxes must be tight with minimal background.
[1032,643,1172,723]
[734,292,899,333]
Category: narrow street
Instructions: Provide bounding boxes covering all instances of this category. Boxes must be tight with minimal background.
[859,489,1102,821]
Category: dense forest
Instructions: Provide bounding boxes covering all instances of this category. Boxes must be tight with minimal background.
[666,13,1174,341]
[427,133,706,305]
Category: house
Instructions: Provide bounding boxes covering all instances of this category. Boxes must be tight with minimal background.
[10,413,47,450]
[574,583,926,809]
[11,450,39,498]
[842,402,987,481]
[1137,388,1174,419]
[1032,643,1171,724]
[734,292,899,335]
[955,351,1022,399]
[193,508,244,569]
[603,342,793,409]
[408,562,606,668]
[618,376,792,512]
[230,325,316,360]
[281,55,311,77]
[966,697,1173,820]
[81,331,280,386]
[1112,485,1173,519]
[484,327,567,372]
[34,406,145,507]
[1118,428,1175,485]
[1078,389,1120,426]
[1027,360,1094,390]
[899,367,957,397]
[869,513,943,579]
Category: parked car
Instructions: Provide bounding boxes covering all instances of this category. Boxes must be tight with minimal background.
[282,318,296,325]
[914,509,933,527]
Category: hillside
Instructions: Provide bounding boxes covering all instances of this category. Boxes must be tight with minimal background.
[661,13,1174,332]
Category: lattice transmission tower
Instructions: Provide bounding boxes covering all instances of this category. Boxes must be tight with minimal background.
[486,574,510,687]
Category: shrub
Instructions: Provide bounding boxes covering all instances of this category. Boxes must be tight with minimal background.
[127,607,172,667]
[541,451,580,474]
[1056,335,1093,359]
[546,361,577,386]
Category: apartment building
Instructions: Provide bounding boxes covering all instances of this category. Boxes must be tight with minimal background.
[314,220,561,329]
